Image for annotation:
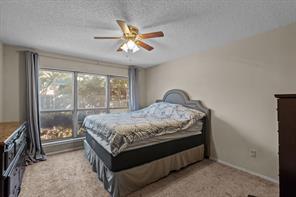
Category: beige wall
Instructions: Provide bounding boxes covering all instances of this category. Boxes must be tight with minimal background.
[2,45,26,122]
[145,22,296,181]
[1,45,133,122]
[0,42,3,121]
[39,52,128,77]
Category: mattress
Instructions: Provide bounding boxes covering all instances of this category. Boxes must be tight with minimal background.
[87,120,203,153]
[85,124,205,172]
[82,102,205,156]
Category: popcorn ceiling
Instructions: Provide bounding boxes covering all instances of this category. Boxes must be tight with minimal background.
[0,0,295,67]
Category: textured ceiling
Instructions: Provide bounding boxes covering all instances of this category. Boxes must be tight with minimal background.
[0,0,296,67]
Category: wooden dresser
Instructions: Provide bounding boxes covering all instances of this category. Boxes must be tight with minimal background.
[275,94,296,197]
[0,122,27,197]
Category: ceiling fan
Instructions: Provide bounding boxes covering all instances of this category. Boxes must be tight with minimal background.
[94,20,164,53]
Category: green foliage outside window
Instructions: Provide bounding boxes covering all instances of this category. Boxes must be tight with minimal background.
[39,69,129,142]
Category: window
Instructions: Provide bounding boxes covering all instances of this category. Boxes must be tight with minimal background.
[40,111,73,140]
[76,73,107,136]
[39,70,74,110]
[39,70,74,141]
[110,77,129,110]
[77,74,106,109]
[39,69,129,142]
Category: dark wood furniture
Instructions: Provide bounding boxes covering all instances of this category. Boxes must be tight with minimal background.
[275,94,296,197]
[0,122,27,197]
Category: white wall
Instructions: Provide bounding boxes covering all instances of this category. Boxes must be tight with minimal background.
[144,22,296,181]
[0,42,4,121]
[1,45,132,122]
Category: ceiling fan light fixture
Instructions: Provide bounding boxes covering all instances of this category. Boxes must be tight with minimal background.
[121,43,129,52]
[121,40,139,53]
[131,44,140,53]
[127,40,136,49]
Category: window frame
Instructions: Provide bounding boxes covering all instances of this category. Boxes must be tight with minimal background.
[39,68,129,143]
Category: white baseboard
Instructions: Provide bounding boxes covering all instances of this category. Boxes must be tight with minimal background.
[43,138,84,155]
[210,157,279,184]
[46,146,83,156]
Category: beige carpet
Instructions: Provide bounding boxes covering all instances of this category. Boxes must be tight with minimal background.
[20,150,278,197]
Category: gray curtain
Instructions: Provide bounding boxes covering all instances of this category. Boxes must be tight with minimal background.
[128,66,139,111]
[25,51,46,163]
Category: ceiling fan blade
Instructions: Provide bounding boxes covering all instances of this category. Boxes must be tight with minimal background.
[136,40,154,51]
[117,44,123,52]
[139,31,164,39]
[94,36,121,39]
[116,20,131,34]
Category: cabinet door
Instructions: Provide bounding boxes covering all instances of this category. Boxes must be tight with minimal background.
[278,99,296,197]
[4,143,26,197]
[5,166,20,197]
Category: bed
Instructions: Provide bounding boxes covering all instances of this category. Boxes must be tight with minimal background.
[83,89,210,197]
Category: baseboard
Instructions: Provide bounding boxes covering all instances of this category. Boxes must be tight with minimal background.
[210,157,279,184]
[45,146,83,156]
[43,138,84,155]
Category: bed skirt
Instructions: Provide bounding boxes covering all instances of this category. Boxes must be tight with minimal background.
[84,140,204,197]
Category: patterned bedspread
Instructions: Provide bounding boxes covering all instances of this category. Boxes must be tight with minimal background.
[82,102,205,156]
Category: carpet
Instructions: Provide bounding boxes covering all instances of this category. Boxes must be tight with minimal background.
[19,150,278,197]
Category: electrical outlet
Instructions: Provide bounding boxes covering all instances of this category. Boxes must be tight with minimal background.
[250,149,256,158]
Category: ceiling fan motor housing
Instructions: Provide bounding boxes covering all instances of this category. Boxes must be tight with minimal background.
[125,25,139,40]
